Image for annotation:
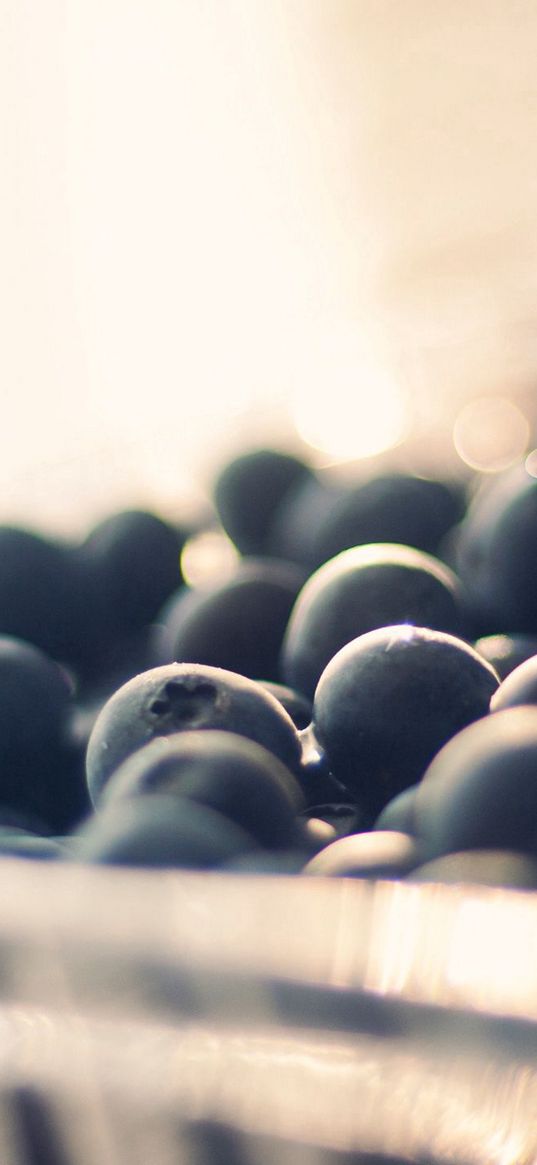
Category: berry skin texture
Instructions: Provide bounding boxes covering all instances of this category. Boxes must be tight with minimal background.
[79,508,186,637]
[281,542,466,700]
[101,729,303,851]
[408,849,537,889]
[0,833,64,861]
[415,706,537,860]
[302,829,419,878]
[490,653,537,713]
[213,447,314,556]
[309,472,465,567]
[0,526,82,663]
[155,558,305,682]
[85,662,302,806]
[455,462,537,634]
[257,681,312,730]
[0,636,75,827]
[70,794,257,870]
[312,624,499,820]
[373,785,419,835]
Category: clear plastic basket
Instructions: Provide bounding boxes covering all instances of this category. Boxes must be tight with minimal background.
[3,6,537,1163]
[0,861,536,1164]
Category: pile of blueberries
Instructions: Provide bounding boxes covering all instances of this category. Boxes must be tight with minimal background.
[3,445,537,888]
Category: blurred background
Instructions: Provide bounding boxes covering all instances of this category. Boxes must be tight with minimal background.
[2,0,537,533]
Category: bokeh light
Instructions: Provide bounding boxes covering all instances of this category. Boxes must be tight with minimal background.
[180,529,239,590]
[289,323,410,463]
[452,396,530,472]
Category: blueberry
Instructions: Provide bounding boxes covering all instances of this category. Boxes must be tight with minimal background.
[46,740,93,836]
[281,543,466,699]
[0,832,64,860]
[302,830,419,878]
[299,802,363,839]
[455,461,537,634]
[69,794,257,869]
[67,699,108,754]
[300,815,339,854]
[408,849,537,889]
[257,681,312,730]
[373,785,419,835]
[267,474,344,568]
[490,653,537,712]
[415,706,537,859]
[309,472,465,567]
[0,526,83,664]
[101,729,303,850]
[154,558,305,682]
[0,636,76,826]
[86,662,302,805]
[79,625,160,705]
[313,624,499,818]
[222,849,308,874]
[213,447,314,556]
[0,808,49,833]
[78,508,187,638]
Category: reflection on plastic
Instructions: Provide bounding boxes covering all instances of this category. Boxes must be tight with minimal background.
[0,865,534,1160]
[0,1009,535,1163]
[452,396,530,472]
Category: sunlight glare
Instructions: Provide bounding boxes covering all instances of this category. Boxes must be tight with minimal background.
[289,323,409,462]
[453,396,529,472]
[181,529,239,590]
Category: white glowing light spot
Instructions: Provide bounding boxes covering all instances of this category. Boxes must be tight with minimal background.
[289,325,409,463]
[181,529,239,589]
[524,449,537,479]
[453,396,529,473]
[446,896,537,1009]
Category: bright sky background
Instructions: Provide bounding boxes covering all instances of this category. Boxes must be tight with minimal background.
[2,2,537,532]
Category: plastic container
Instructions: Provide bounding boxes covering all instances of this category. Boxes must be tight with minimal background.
[0,861,536,1164]
[2,8,537,1163]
